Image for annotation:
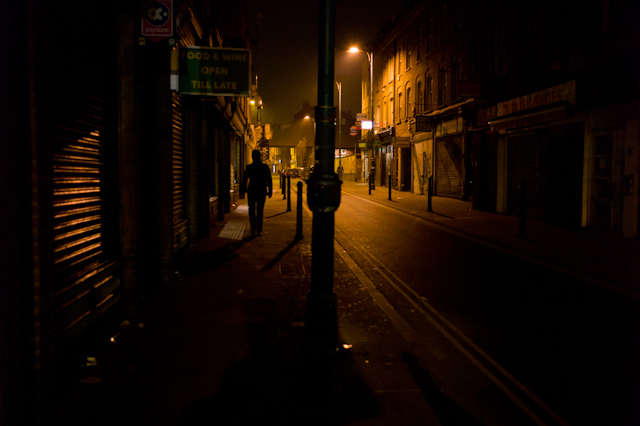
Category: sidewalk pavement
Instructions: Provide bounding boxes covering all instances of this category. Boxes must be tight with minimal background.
[48,175,640,426]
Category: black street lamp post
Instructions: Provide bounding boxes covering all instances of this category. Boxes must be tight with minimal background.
[306,0,341,330]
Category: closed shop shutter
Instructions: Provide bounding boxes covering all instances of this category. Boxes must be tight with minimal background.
[481,132,498,211]
[172,91,188,250]
[436,136,464,197]
[507,131,548,220]
[48,2,120,343]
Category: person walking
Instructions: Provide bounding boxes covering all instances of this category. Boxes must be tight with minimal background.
[240,150,273,236]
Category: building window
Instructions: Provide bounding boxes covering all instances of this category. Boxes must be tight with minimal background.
[438,67,446,105]
[382,97,387,127]
[416,80,423,114]
[390,97,394,124]
[417,27,423,61]
[406,84,412,118]
[426,17,433,54]
[440,5,449,44]
[385,56,389,84]
[398,46,403,73]
[406,39,411,69]
[398,89,403,121]
[426,75,433,111]
[388,56,396,83]
[452,0,461,33]
[528,6,544,62]
[452,58,462,100]
[496,13,508,76]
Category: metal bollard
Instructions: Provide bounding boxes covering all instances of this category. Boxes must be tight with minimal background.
[368,173,372,195]
[427,176,433,212]
[280,172,283,190]
[283,173,287,200]
[287,175,292,212]
[519,182,526,238]
[388,173,392,200]
[296,180,303,240]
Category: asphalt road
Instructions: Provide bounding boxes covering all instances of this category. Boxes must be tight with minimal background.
[334,189,640,426]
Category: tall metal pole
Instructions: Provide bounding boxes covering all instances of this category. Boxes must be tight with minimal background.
[368,52,374,185]
[336,81,342,174]
[306,0,340,329]
[369,52,374,139]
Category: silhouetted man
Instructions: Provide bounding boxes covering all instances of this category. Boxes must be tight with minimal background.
[240,150,272,236]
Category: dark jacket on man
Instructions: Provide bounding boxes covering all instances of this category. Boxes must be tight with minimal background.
[241,160,272,198]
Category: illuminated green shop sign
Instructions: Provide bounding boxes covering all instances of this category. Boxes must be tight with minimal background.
[178,46,251,96]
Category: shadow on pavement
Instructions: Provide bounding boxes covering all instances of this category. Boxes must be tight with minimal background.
[265,210,290,219]
[177,236,254,276]
[260,239,299,272]
[175,309,381,425]
[401,352,481,426]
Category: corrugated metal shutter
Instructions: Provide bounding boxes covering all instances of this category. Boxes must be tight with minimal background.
[172,91,188,250]
[507,131,548,220]
[435,136,464,197]
[45,0,120,345]
[482,132,498,211]
[51,83,120,342]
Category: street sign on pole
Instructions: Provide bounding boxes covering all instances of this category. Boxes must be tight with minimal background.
[141,0,173,42]
[350,126,357,136]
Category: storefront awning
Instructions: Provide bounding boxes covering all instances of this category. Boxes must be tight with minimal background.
[427,97,476,117]
[488,105,568,131]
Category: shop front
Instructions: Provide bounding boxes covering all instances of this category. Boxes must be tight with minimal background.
[434,117,466,199]
[487,81,585,228]
[412,132,433,195]
[392,136,411,191]
[379,131,394,187]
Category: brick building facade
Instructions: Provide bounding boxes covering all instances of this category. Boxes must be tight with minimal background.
[358,0,639,235]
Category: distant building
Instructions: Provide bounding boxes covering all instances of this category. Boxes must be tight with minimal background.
[269,101,356,177]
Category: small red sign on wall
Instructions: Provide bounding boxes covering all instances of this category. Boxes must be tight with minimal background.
[142,0,173,42]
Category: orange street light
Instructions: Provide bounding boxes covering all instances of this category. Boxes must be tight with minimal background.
[348,45,375,181]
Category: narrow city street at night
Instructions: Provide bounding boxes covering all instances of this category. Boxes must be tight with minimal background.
[2,0,640,425]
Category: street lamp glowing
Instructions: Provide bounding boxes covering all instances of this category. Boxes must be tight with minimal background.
[304,115,310,120]
[346,45,375,183]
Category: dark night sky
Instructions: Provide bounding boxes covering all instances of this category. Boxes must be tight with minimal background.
[246,0,406,125]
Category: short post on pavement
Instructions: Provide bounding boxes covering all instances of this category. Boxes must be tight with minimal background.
[388,173,392,200]
[371,160,376,190]
[287,175,292,212]
[427,176,433,212]
[283,173,287,200]
[296,180,303,240]
[519,182,527,239]
[368,173,372,195]
[280,171,283,190]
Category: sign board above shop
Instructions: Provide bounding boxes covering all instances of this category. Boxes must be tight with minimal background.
[412,116,432,133]
[177,46,251,96]
[393,137,411,147]
[487,80,576,119]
